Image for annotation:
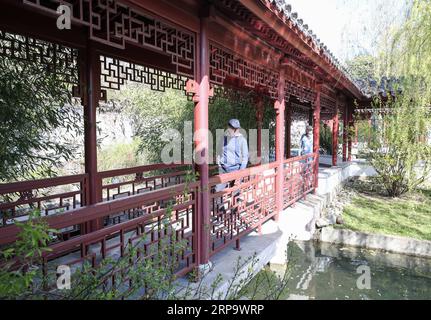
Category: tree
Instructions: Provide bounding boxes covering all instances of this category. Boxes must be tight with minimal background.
[365,96,431,197]
[110,85,276,165]
[0,33,82,182]
[319,122,333,155]
[363,0,431,197]
[108,84,194,164]
[346,54,376,80]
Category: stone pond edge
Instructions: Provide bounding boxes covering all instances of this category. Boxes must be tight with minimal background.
[320,226,431,258]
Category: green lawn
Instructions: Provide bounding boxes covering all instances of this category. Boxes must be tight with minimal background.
[339,188,431,241]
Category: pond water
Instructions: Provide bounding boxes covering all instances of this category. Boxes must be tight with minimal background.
[244,241,431,300]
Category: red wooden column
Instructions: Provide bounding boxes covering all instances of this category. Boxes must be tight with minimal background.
[81,44,102,232]
[194,10,211,267]
[313,84,322,190]
[274,68,286,221]
[332,96,339,166]
[342,104,348,162]
[308,108,314,126]
[348,105,354,162]
[285,100,292,159]
[255,95,264,164]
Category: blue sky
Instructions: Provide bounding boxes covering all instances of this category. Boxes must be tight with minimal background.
[286,0,410,63]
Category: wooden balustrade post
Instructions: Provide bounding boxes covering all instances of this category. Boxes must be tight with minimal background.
[332,95,339,166]
[285,100,292,159]
[313,84,322,191]
[255,95,264,164]
[274,67,286,221]
[342,104,348,162]
[193,6,211,268]
[348,104,354,162]
[308,108,314,126]
[80,43,102,233]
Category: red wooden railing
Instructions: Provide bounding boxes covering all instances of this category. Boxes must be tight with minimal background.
[0,182,200,278]
[98,164,192,202]
[0,164,190,228]
[208,162,278,255]
[0,157,318,282]
[283,153,317,209]
[0,174,89,227]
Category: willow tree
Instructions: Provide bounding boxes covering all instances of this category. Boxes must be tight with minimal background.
[365,0,431,197]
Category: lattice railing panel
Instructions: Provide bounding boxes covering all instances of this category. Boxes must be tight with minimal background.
[42,186,197,285]
[98,164,191,202]
[0,175,89,233]
[208,164,278,255]
[22,0,195,77]
[0,183,199,293]
[283,154,316,209]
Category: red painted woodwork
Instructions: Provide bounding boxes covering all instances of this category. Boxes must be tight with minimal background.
[210,42,279,99]
[343,105,348,162]
[285,100,292,159]
[83,46,102,232]
[255,96,264,163]
[313,84,321,189]
[332,97,340,166]
[98,164,192,202]
[22,0,196,78]
[194,13,211,266]
[348,105,354,162]
[275,68,286,221]
[208,162,278,255]
[99,55,190,97]
[0,181,201,280]
[0,174,89,227]
[283,153,318,208]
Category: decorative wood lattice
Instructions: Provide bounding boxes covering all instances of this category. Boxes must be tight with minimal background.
[22,0,195,77]
[210,43,279,99]
[100,55,191,98]
[286,82,316,104]
[291,102,311,122]
[210,85,257,104]
[285,62,316,103]
[320,85,337,110]
[0,30,79,85]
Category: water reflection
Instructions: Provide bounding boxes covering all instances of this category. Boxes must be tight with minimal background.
[252,241,431,300]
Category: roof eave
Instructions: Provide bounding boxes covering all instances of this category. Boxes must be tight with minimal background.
[239,0,365,101]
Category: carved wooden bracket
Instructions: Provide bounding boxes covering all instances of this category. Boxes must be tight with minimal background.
[185,79,214,103]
